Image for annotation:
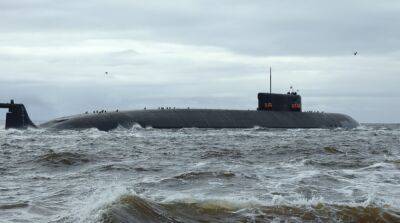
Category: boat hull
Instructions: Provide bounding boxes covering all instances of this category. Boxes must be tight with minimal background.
[40,109,359,131]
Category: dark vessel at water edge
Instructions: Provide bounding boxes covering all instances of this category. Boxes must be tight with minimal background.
[1,89,359,131]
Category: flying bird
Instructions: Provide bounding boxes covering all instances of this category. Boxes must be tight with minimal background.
[105,72,108,75]
[354,51,358,56]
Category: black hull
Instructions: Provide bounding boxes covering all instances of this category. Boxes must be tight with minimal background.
[40,109,359,131]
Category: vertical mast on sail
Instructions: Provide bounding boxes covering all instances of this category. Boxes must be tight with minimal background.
[269,67,272,94]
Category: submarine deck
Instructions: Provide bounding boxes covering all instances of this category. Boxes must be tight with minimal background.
[40,109,359,131]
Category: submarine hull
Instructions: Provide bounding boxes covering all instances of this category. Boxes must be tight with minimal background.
[40,109,359,131]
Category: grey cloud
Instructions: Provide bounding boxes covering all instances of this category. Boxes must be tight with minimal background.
[1,1,399,56]
[0,0,399,123]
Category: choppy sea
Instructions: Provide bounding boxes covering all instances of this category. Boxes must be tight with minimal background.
[1,123,400,222]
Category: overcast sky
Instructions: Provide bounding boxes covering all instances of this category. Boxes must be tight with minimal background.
[0,0,399,123]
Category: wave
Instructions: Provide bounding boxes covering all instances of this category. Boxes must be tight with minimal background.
[323,146,343,154]
[37,151,91,167]
[201,149,243,159]
[98,194,400,223]
[173,171,235,180]
[0,201,29,210]
[303,159,374,169]
[96,164,161,172]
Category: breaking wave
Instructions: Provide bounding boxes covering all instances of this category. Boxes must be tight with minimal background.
[96,194,400,223]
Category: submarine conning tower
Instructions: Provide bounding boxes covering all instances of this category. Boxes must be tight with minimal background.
[0,100,36,129]
[257,92,302,112]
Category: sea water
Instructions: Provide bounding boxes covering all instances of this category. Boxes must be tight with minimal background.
[1,124,399,222]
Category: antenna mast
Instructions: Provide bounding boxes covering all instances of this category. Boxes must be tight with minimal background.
[269,67,272,94]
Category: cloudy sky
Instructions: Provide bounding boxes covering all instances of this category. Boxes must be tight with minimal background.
[0,0,399,123]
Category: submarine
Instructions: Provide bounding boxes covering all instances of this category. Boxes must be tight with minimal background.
[1,87,359,131]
